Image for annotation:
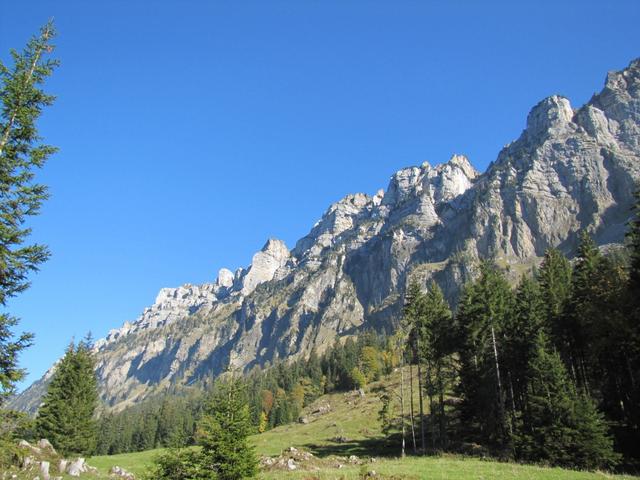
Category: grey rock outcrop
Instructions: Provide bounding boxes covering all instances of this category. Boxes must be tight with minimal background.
[39,461,50,480]
[109,466,135,479]
[10,58,640,413]
[65,458,96,477]
[241,239,290,295]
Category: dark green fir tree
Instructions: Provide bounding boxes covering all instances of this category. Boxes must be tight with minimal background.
[536,248,572,343]
[0,21,57,405]
[35,335,99,455]
[503,276,546,414]
[517,332,618,470]
[456,261,514,447]
[196,378,258,480]
[421,281,455,450]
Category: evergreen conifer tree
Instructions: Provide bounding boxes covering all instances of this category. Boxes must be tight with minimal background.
[628,190,640,294]
[517,332,618,469]
[0,21,57,404]
[196,378,258,479]
[456,261,514,448]
[537,248,572,343]
[421,281,454,449]
[35,336,98,455]
[403,278,427,451]
[622,191,640,446]
[503,276,546,416]
[563,232,604,390]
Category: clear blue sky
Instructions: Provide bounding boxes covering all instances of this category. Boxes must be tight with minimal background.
[2,0,638,390]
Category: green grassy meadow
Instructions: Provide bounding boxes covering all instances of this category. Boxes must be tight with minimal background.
[85,370,640,479]
[87,450,640,480]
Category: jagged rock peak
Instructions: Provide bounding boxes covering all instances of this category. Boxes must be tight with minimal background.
[216,268,234,288]
[241,238,290,294]
[293,193,376,257]
[429,154,478,204]
[383,155,478,208]
[382,165,423,205]
[260,238,290,257]
[443,154,478,179]
[526,95,574,138]
[604,57,640,93]
[589,58,640,129]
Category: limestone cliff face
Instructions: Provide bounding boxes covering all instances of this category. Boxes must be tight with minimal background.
[12,58,640,413]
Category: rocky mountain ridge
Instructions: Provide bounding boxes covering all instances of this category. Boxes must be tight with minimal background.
[11,58,640,413]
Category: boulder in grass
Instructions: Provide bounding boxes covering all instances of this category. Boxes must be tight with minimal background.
[66,458,86,477]
[109,465,136,479]
[36,439,57,455]
[39,460,50,480]
[17,440,42,456]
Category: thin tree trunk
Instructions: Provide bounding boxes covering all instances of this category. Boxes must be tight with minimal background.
[409,362,417,453]
[625,353,636,388]
[400,351,406,458]
[506,370,515,437]
[426,360,436,450]
[416,341,426,454]
[579,354,591,395]
[507,371,517,413]
[568,351,579,386]
[437,363,446,450]
[491,325,506,441]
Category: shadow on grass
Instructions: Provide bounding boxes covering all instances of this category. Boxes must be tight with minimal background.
[305,435,407,459]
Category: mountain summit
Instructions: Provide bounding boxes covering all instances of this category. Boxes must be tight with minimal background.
[12,58,640,413]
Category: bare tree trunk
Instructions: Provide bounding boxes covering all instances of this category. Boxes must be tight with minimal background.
[568,352,579,386]
[579,354,591,396]
[625,353,636,388]
[506,370,516,437]
[400,351,406,458]
[507,370,517,413]
[437,363,446,450]
[416,337,426,454]
[427,362,436,450]
[409,362,417,453]
[491,325,506,441]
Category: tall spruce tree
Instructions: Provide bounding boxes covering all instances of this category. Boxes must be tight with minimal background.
[196,378,258,480]
[536,248,572,344]
[628,190,640,295]
[35,336,98,455]
[517,332,618,469]
[403,279,427,452]
[503,276,546,417]
[421,281,454,450]
[563,232,602,389]
[0,22,57,404]
[623,191,640,449]
[456,260,514,448]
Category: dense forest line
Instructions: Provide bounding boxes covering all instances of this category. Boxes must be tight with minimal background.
[93,332,392,455]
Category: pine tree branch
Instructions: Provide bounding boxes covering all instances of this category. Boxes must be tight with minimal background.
[0,24,53,158]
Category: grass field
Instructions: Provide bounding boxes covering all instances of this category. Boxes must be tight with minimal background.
[86,370,639,479]
[88,450,640,480]
[258,457,640,480]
